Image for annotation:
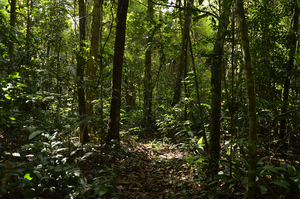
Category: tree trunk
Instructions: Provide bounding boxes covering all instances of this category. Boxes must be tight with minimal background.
[107,0,129,142]
[171,0,193,107]
[280,0,299,139]
[209,0,232,176]
[86,0,102,120]
[76,0,89,144]
[125,69,136,111]
[236,0,258,198]
[25,0,32,67]
[9,0,16,60]
[143,0,154,130]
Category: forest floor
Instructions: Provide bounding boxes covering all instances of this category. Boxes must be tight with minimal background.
[77,131,250,199]
[75,130,300,199]
[2,129,299,198]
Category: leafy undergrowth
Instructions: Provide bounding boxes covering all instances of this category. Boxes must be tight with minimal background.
[76,131,300,199]
[76,131,246,199]
[1,129,300,199]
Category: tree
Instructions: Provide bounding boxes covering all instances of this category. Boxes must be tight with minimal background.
[87,0,103,132]
[76,0,89,144]
[143,0,154,130]
[236,0,258,198]
[107,0,129,142]
[209,0,232,176]
[171,0,193,107]
[279,0,299,139]
[8,0,16,60]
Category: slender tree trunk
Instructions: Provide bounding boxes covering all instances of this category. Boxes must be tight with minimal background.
[9,0,16,61]
[76,0,89,144]
[25,0,32,67]
[87,0,102,120]
[125,69,136,111]
[172,0,193,107]
[280,0,299,139]
[209,0,232,176]
[56,38,61,105]
[236,0,258,198]
[229,9,235,178]
[107,0,129,142]
[143,0,154,130]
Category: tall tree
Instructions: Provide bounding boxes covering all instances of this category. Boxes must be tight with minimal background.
[76,0,89,144]
[25,0,33,67]
[236,0,258,198]
[279,0,299,139]
[106,0,129,142]
[143,0,154,130]
[87,0,103,130]
[209,0,232,175]
[9,0,16,60]
[171,0,193,107]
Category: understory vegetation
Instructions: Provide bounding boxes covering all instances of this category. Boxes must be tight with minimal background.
[1,0,300,198]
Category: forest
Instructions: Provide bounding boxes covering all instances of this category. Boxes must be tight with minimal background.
[1,0,300,198]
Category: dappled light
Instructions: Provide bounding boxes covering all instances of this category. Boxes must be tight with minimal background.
[1,0,300,198]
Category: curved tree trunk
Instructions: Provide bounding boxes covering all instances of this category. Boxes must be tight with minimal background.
[236,0,258,198]
[107,0,129,142]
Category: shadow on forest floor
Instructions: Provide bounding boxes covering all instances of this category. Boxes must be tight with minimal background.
[75,129,300,199]
[77,130,247,199]
[2,128,299,198]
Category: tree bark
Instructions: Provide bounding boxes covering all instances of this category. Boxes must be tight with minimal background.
[209,0,232,176]
[76,0,89,144]
[87,0,102,119]
[143,0,154,130]
[280,0,299,139]
[236,0,258,198]
[107,0,129,142]
[25,0,32,67]
[171,0,193,107]
[9,0,16,59]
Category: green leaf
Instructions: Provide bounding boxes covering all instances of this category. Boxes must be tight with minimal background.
[271,181,289,189]
[197,137,203,146]
[5,95,11,100]
[187,131,194,137]
[24,173,33,181]
[257,157,270,165]
[9,72,19,78]
[259,184,267,194]
[22,188,35,197]
[17,83,27,87]
[99,189,108,197]
[263,164,277,173]
[33,170,42,179]
[29,130,43,140]
[287,164,297,176]
[9,117,16,120]
[81,152,93,160]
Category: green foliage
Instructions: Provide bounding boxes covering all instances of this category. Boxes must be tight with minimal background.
[0,132,119,198]
[256,160,300,197]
